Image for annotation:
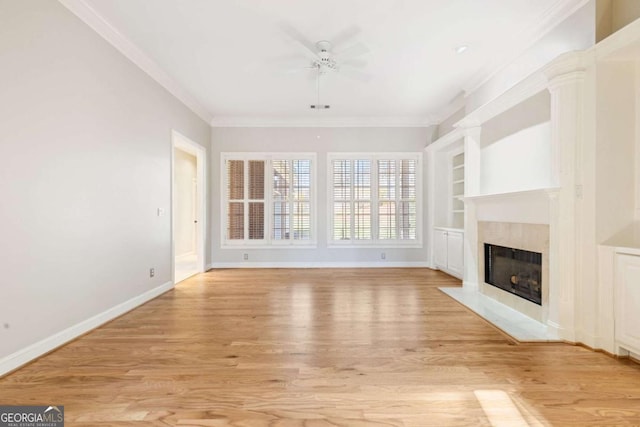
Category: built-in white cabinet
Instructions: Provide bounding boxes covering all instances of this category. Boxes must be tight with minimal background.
[447,230,464,275]
[425,131,466,276]
[434,227,464,279]
[615,252,640,355]
[434,228,448,268]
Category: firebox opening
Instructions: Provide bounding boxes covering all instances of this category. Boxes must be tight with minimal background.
[484,243,542,305]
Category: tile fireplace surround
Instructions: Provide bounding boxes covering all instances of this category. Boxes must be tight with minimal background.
[441,220,559,342]
[478,221,550,324]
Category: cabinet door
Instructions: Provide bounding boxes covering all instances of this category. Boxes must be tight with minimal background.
[616,254,640,353]
[434,229,448,268]
[447,231,464,277]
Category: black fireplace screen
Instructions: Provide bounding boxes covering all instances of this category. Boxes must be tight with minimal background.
[484,243,542,305]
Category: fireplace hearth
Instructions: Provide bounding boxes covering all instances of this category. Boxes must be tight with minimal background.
[484,243,542,305]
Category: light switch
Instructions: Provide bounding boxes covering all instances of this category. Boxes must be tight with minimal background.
[157,208,165,217]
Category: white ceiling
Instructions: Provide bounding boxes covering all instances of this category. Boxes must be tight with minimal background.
[76,0,581,126]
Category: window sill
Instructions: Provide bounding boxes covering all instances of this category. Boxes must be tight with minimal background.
[327,242,423,249]
[221,243,318,250]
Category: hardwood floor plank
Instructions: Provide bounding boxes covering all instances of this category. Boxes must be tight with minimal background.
[1,268,640,425]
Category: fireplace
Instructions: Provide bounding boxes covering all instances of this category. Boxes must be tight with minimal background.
[484,243,542,305]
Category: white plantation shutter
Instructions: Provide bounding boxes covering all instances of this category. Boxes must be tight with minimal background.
[354,160,371,240]
[226,159,266,242]
[331,159,372,241]
[378,158,417,240]
[271,159,312,241]
[227,160,244,240]
[248,161,265,240]
[329,153,420,245]
[272,160,290,240]
[332,160,351,240]
[378,160,396,240]
[224,154,315,246]
[292,160,311,240]
[399,159,417,240]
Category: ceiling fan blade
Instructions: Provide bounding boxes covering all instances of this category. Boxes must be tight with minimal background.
[334,42,370,61]
[338,67,372,83]
[330,25,361,48]
[340,58,368,69]
[279,22,320,62]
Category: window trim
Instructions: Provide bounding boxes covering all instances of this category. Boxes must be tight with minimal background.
[220,152,317,249]
[327,152,423,248]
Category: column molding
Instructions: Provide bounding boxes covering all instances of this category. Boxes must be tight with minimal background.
[459,125,482,290]
[543,59,586,342]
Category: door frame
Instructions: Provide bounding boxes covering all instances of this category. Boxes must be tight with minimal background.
[171,130,206,283]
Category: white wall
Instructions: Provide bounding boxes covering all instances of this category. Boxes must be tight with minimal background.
[480,122,553,195]
[0,1,210,370]
[210,127,430,266]
[596,60,636,243]
[174,149,197,256]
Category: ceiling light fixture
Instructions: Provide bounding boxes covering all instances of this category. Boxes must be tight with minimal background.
[455,45,469,54]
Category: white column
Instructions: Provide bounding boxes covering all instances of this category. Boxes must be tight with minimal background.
[546,69,586,341]
[462,126,481,290]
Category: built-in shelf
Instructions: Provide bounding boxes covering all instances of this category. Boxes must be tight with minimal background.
[451,151,465,229]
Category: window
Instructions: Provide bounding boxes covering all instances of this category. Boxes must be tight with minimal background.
[223,153,316,247]
[328,153,421,247]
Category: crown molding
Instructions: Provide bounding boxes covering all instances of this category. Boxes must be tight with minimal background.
[210,116,437,128]
[425,127,464,152]
[58,0,213,124]
[461,0,590,96]
[593,15,640,60]
[455,70,549,128]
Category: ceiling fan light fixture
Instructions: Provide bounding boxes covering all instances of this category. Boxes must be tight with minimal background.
[310,104,330,109]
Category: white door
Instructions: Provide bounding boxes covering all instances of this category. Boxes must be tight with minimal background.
[172,130,206,284]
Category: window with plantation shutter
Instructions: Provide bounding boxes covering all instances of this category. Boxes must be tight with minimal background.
[273,159,311,241]
[227,160,245,240]
[328,153,421,247]
[223,153,316,247]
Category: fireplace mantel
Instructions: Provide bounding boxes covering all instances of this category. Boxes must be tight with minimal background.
[463,187,560,203]
[464,188,560,226]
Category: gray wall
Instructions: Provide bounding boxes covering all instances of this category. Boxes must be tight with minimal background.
[210,127,431,266]
[0,1,211,363]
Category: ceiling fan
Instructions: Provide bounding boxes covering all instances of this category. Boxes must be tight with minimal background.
[278,23,372,109]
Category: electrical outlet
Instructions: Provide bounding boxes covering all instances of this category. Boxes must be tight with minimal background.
[149,268,155,278]
[243,253,249,261]
[381,252,386,260]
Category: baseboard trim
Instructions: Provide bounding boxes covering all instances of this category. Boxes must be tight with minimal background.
[209,261,430,269]
[0,280,174,377]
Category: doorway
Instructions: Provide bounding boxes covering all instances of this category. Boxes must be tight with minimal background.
[172,130,206,283]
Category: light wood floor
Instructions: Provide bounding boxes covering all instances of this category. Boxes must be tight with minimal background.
[2,268,640,426]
